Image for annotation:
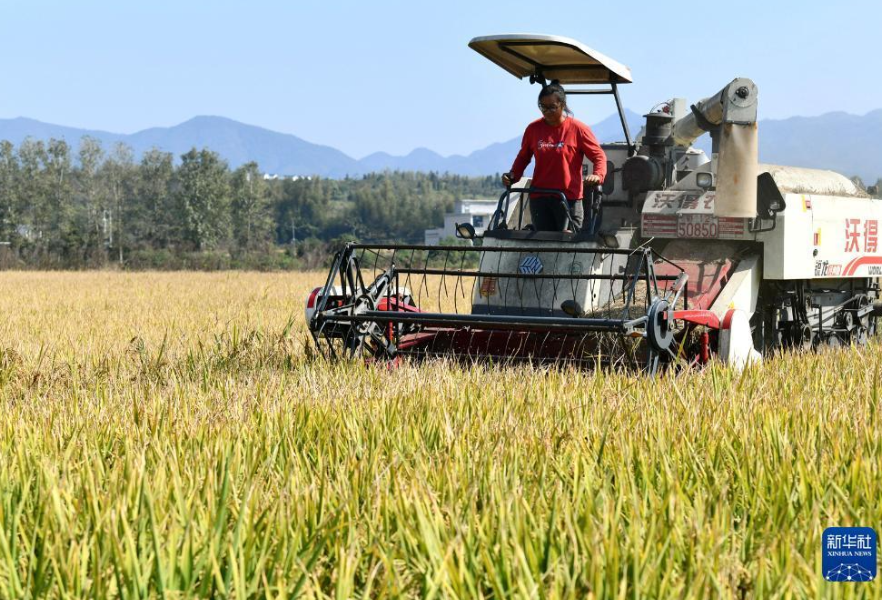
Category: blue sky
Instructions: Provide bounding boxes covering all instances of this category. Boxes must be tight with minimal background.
[1,0,879,158]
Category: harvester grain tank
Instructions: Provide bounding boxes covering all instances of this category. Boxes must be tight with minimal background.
[306,34,882,371]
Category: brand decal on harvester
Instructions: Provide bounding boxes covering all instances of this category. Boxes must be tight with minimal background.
[518,256,543,275]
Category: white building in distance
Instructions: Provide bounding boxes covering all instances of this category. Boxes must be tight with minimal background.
[262,174,312,181]
[424,199,498,245]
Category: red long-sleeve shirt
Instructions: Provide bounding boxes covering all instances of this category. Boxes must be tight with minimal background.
[510,117,607,200]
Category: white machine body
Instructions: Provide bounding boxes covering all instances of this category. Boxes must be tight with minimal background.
[641,167,882,283]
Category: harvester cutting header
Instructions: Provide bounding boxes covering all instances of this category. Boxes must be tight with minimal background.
[307,34,882,372]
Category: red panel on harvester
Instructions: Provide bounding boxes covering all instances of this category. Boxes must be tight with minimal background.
[654,240,739,310]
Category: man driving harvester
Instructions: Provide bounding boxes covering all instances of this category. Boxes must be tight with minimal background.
[502,81,607,232]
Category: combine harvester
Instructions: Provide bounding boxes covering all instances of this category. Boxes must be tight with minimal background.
[307,34,882,373]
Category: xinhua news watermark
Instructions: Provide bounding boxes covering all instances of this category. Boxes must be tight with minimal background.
[822,527,877,582]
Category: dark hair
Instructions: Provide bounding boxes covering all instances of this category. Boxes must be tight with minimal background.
[538,81,573,116]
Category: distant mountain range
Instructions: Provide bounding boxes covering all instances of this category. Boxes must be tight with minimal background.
[1,109,881,181]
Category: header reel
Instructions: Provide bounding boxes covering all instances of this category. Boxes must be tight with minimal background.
[307,242,704,374]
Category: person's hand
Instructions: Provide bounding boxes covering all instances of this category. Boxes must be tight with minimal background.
[584,174,602,186]
[502,172,514,187]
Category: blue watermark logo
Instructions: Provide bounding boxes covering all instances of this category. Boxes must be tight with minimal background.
[822,527,877,582]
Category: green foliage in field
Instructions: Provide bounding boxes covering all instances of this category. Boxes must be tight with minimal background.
[0,272,880,598]
[0,138,501,269]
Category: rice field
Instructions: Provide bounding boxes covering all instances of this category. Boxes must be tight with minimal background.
[0,271,880,599]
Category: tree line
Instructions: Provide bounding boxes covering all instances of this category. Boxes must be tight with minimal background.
[1,136,880,270]
[852,176,882,199]
[0,137,501,269]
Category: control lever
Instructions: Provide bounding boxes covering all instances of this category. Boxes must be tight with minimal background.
[585,184,603,236]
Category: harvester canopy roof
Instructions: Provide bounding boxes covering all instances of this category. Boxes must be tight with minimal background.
[468,34,632,85]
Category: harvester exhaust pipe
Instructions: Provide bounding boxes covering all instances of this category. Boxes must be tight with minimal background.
[672,77,759,218]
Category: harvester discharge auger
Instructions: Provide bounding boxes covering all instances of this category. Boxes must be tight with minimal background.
[307,34,882,372]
